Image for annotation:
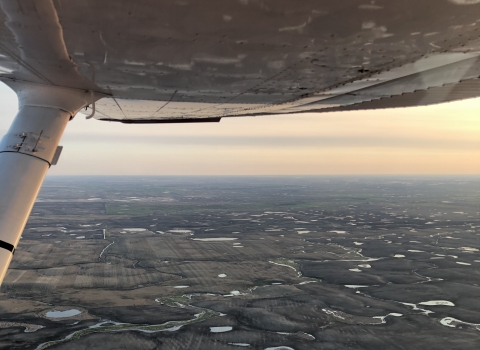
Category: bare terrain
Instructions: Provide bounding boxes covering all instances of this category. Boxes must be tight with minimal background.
[0,176,479,349]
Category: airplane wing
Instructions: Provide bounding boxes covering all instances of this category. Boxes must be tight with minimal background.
[0,0,480,122]
[1,0,480,283]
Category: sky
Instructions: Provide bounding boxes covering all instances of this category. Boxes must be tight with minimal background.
[0,82,480,176]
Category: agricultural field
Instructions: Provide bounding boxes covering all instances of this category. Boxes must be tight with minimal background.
[0,176,479,349]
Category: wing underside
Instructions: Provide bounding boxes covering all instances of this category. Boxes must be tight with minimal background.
[1,0,480,123]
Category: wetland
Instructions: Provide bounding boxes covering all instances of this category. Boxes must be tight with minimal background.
[0,176,479,349]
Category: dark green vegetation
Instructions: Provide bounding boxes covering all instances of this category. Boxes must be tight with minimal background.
[0,176,479,349]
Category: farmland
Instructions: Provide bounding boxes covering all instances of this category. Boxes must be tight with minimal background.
[0,176,480,349]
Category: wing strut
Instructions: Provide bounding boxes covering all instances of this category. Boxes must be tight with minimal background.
[0,81,99,285]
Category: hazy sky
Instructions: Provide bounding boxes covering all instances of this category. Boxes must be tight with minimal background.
[0,82,479,175]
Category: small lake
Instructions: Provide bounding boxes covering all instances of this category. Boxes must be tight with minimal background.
[123,228,147,232]
[46,309,81,318]
[358,264,371,268]
[460,247,479,252]
[210,326,232,333]
[419,300,455,306]
[193,238,238,241]
[169,229,194,234]
[228,343,250,347]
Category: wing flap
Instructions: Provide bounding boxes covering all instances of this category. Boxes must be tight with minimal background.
[313,78,480,113]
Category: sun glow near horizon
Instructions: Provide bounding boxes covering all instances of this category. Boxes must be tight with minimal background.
[0,82,479,176]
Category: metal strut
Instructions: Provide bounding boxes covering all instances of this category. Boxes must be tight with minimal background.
[0,81,98,285]
[85,61,96,119]
[85,91,96,119]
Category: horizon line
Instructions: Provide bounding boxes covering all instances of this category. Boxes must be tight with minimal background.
[45,174,480,177]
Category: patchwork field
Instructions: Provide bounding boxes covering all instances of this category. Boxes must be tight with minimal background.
[0,176,479,349]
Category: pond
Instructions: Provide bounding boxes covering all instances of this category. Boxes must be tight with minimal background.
[46,309,81,319]
[210,326,232,333]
